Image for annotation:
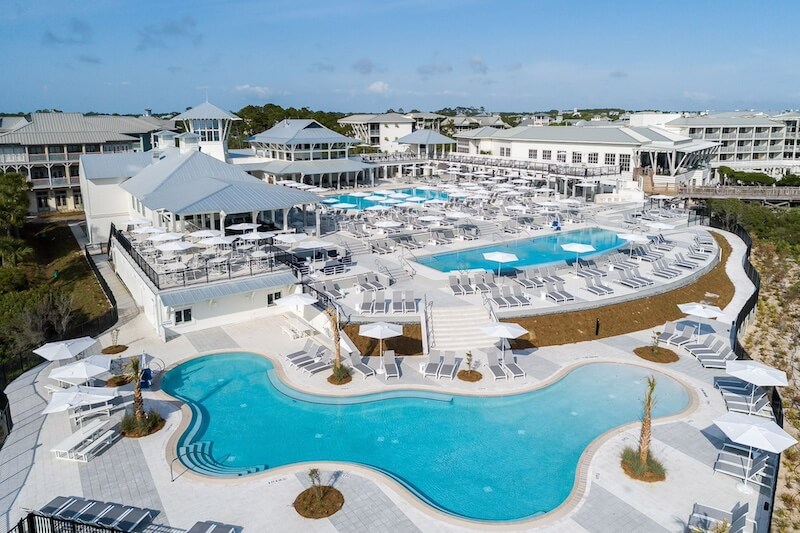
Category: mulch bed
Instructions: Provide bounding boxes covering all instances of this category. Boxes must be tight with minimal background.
[457,370,483,382]
[633,346,680,363]
[293,487,344,519]
[621,458,667,482]
[121,418,165,438]
[101,345,128,355]
[105,375,133,387]
[508,232,734,347]
[327,374,352,385]
[343,323,423,356]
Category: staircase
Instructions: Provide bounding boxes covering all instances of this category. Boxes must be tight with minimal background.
[336,236,370,256]
[383,263,412,283]
[429,304,497,351]
[179,441,268,478]
[470,219,502,239]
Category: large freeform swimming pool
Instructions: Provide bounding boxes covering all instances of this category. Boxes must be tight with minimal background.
[416,227,624,274]
[162,354,688,522]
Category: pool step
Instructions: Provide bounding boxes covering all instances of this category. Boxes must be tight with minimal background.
[429,304,497,351]
[178,441,267,478]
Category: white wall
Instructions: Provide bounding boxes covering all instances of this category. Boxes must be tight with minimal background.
[379,123,414,153]
[629,113,682,128]
[80,164,135,244]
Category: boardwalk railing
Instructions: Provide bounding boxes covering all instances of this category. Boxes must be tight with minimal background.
[7,512,121,533]
[677,185,800,202]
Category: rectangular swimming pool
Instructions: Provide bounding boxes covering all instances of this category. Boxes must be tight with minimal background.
[415,227,624,274]
[323,187,449,210]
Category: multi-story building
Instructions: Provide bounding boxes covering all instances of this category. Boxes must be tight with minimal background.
[405,112,446,132]
[443,115,510,134]
[337,113,415,152]
[0,112,172,212]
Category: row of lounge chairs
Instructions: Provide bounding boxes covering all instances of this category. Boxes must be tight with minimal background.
[357,290,418,314]
[448,271,501,295]
[39,496,152,532]
[488,286,531,308]
[543,281,575,303]
[284,340,333,375]
[583,275,614,296]
[356,273,388,292]
[713,442,775,488]
[649,233,676,251]
[51,418,115,463]
[478,348,526,381]
[614,268,653,289]
[687,502,749,533]
[422,351,459,380]
[714,377,775,419]
[658,325,737,369]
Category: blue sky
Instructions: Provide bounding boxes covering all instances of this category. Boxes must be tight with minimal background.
[5,0,800,114]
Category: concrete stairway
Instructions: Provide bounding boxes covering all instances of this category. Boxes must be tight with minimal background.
[429,304,498,351]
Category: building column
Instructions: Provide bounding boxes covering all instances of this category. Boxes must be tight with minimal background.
[283,208,289,232]
[315,207,321,237]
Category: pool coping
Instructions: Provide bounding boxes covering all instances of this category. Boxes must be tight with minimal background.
[155,353,700,530]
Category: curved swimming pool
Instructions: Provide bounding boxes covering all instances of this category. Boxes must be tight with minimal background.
[415,227,624,274]
[161,354,688,522]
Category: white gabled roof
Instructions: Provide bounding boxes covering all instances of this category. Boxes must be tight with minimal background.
[397,129,455,145]
[81,152,154,180]
[248,119,359,146]
[0,112,159,146]
[174,102,241,121]
[339,113,415,124]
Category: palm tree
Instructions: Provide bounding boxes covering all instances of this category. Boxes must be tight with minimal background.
[639,376,657,465]
[127,357,144,422]
[0,237,32,267]
[324,306,341,370]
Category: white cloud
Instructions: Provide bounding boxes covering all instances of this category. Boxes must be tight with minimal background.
[234,84,274,98]
[367,81,390,95]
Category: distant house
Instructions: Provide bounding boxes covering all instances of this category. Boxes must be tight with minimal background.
[442,115,510,134]
[404,112,446,132]
[338,113,415,152]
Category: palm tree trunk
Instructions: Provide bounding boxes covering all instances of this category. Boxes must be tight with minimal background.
[325,307,341,369]
[639,376,656,465]
[134,383,145,421]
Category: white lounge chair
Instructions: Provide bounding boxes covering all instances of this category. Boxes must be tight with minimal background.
[502,350,526,378]
[383,350,400,380]
[422,351,442,379]
[349,352,375,378]
[437,351,458,380]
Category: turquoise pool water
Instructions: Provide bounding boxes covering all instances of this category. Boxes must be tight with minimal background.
[161,354,688,521]
[416,227,624,274]
[327,187,449,210]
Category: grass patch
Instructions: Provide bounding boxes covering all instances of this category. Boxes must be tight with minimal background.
[293,486,344,519]
[105,374,133,387]
[633,346,679,363]
[457,369,483,382]
[120,409,165,438]
[620,447,666,482]
[101,345,128,355]
[21,222,110,321]
[342,323,423,356]
[508,232,733,347]
[327,365,352,385]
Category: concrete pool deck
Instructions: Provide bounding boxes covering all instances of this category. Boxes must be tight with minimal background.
[0,227,771,532]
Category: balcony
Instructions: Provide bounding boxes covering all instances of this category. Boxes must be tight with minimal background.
[704,133,721,140]
[720,133,737,140]
[30,177,81,189]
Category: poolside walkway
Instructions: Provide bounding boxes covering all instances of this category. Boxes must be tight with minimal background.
[0,227,771,532]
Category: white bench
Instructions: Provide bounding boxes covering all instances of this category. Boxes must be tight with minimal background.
[72,430,115,462]
[69,403,112,423]
[51,419,108,460]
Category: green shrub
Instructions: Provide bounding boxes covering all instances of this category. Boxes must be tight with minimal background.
[120,409,164,437]
[621,446,666,479]
[0,267,29,294]
[332,364,350,381]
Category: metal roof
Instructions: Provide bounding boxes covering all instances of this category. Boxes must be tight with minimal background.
[339,113,414,124]
[0,116,28,133]
[397,129,455,145]
[444,115,509,128]
[458,125,646,145]
[666,115,783,127]
[120,150,320,215]
[0,112,163,145]
[246,158,375,175]
[159,272,298,307]
[80,152,154,180]
[248,119,359,146]
[174,102,241,121]
[406,112,445,119]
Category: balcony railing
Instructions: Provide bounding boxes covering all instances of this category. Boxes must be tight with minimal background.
[30,177,81,189]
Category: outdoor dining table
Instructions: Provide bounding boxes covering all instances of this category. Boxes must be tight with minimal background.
[236,243,255,251]
[208,256,229,273]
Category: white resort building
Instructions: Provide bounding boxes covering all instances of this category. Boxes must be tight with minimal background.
[338,113,415,152]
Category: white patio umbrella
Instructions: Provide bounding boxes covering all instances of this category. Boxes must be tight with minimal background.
[374,220,403,229]
[480,322,528,360]
[424,199,447,206]
[147,232,183,242]
[41,385,118,415]
[678,302,724,339]
[365,205,391,211]
[331,203,357,209]
[294,239,332,251]
[34,337,98,362]
[349,191,369,198]
[617,233,650,257]
[321,198,339,204]
[561,243,596,275]
[275,293,318,307]
[131,226,164,235]
[379,198,402,204]
[307,187,327,193]
[241,231,275,241]
[156,241,195,253]
[276,179,296,185]
[395,202,423,209]
[714,412,797,493]
[188,229,222,238]
[415,185,437,191]
[419,215,444,223]
[372,190,393,195]
[647,221,675,231]
[483,251,518,277]
[127,216,151,226]
[274,233,309,245]
[359,322,403,357]
[364,195,385,201]
[199,236,237,246]
[389,192,411,199]
[226,222,260,232]
[726,360,788,409]
[49,355,112,385]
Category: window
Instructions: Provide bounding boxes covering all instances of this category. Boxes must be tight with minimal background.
[175,308,192,324]
[588,152,598,164]
[73,193,82,206]
[605,153,616,165]
[528,149,537,160]
[67,145,82,153]
[572,152,582,164]
[542,150,552,161]
[267,291,282,306]
[557,151,566,163]
[620,154,631,172]
[36,192,48,209]
[55,191,67,207]
[499,147,511,157]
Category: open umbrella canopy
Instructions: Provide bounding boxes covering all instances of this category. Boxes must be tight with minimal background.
[647,221,675,230]
[374,220,403,228]
[147,232,184,242]
[131,226,165,235]
[617,233,650,243]
[364,195,385,201]
[480,322,528,339]
[49,355,111,383]
[34,337,97,361]
[359,322,403,340]
[714,412,797,454]
[678,302,724,319]
[364,205,391,211]
[42,385,118,414]
[275,293,318,307]
[331,203,357,209]
[321,198,339,204]
[560,243,596,254]
[726,360,788,388]
[294,239,332,250]
[415,185,437,191]
[350,191,370,198]
[199,236,238,246]
[379,198,402,204]
[274,233,309,245]
[483,251,518,264]
[188,229,222,238]
[240,231,275,241]
[419,215,444,223]
[226,222,260,231]
[127,217,151,226]
[156,241,195,253]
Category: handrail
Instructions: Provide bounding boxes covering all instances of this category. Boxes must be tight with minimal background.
[423,296,435,350]
[373,258,395,284]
